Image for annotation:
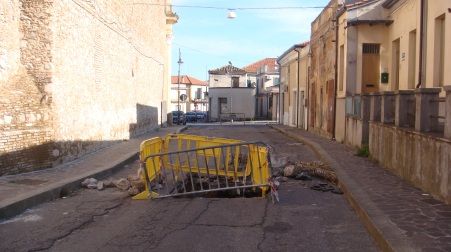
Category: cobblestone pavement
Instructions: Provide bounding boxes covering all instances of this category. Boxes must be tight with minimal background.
[275,125,451,252]
[0,126,376,251]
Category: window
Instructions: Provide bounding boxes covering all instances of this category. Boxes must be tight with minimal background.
[231,77,239,88]
[196,88,202,99]
[434,14,445,87]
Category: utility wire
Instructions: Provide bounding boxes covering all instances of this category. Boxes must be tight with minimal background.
[132,3,328,10]
[173,42,248,65]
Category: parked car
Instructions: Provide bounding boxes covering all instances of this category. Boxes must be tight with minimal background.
[172,111,186,125]
[185,112,198,122]
[193,111,207,121]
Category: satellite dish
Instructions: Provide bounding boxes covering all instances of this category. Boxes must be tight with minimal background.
[180,94,187,101]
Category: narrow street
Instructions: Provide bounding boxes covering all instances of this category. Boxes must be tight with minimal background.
[0,126,376,251]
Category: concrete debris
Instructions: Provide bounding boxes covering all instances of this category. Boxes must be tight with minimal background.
[275,176,289,183]
[97,181,104,190]
[113,178,130,191]
[283,165,296,177]
[81,173,145,195]
[81,178,98,189]
[310,182,343,194]
[270,155,289,168]
[128,186,141,196]
[103,179,115,188]
[294,172,312,181]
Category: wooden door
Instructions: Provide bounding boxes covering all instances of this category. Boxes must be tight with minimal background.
[362,44,380,93]
[327,80,335,134]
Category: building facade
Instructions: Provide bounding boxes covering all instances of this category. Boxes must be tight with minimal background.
[335,0,451,145]
[0,0,177,175]
[309,0,340,139]
[244,58,279,119]
[170,75,208,113]
[278,43,310,129]
[207,64,255,121]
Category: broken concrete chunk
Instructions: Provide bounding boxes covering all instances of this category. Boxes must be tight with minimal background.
[283,165,296,177]
[128,186,141,196]
[103,179,114,188]
[113,178,130,191]
[81,178,98,189]
[97,181,104,190]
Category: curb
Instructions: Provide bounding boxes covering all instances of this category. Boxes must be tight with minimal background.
[176,125,189,133]
[269,125,413,252]
[0,126,185,220]
[0,153,137,221]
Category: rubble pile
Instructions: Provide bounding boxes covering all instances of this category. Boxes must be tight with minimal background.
[81,175,145,196]
[273,159,342,194]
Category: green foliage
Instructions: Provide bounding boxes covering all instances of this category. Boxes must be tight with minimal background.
[356,145,369,157]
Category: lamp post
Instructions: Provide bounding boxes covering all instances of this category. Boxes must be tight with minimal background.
[177,48,183,125]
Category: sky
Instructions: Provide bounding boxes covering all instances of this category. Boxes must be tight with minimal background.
[171,0,329,80]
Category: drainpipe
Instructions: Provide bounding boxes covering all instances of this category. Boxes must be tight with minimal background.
[416,0,426,88]
[332,13,339,140]
[294,48,301,128]
[307,50,312,131]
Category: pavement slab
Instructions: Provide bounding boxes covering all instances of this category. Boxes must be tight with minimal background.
[0,126,186,220]
[272,124,451,252]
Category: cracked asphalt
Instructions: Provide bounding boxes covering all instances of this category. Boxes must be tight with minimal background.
[0,125,377,251]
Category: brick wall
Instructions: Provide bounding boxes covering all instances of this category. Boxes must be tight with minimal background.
[0,0,173,175]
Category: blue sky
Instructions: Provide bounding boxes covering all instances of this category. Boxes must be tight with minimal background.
[171,0,329,80]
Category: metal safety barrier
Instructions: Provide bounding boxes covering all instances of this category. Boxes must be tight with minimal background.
[133,134,271,200]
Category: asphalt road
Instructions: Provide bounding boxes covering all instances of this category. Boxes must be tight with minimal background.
[0,125,377,251]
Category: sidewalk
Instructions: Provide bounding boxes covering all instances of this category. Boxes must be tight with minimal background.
[0,126,187,220]
[271,125,451,252]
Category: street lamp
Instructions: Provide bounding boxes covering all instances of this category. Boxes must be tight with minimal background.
[177,48,183,125]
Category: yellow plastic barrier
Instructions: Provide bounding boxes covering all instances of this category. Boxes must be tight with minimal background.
[133,134,270,200]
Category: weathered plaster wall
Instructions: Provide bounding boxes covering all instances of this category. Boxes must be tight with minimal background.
[309,0,338,138]
[345,117,364,148]
[209,73,248,88]
[369,122,451,203]
[0,0,172,175]
[208,88,256,120]
[0,0,55,175]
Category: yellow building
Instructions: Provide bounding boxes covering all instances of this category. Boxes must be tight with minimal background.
[277,42,310,129]
[335,0,451,145]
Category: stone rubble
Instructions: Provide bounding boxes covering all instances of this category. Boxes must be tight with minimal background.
[80,175,145,196]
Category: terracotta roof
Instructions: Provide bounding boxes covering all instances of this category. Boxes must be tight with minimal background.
[208,64,246,75]
[171,75,207,86]
[243,58,278,74]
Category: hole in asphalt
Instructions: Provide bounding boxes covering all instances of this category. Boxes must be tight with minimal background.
[167,175,264,199]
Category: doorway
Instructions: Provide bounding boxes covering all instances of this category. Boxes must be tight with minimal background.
[362,43,380,93]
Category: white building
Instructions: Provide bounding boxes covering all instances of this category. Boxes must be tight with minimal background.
[207,64,256,121]
[171,75,208,113]
[244,58,279,119]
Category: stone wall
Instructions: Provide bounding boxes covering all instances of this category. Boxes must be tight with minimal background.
[0,0,172,175]
[0,0,54,175]
[309,0,338,138]
[369,122,451,203]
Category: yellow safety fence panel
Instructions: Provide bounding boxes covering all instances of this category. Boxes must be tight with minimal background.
[133,134,270,200]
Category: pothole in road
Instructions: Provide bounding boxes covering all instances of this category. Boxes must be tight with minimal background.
[164,175,265,198]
